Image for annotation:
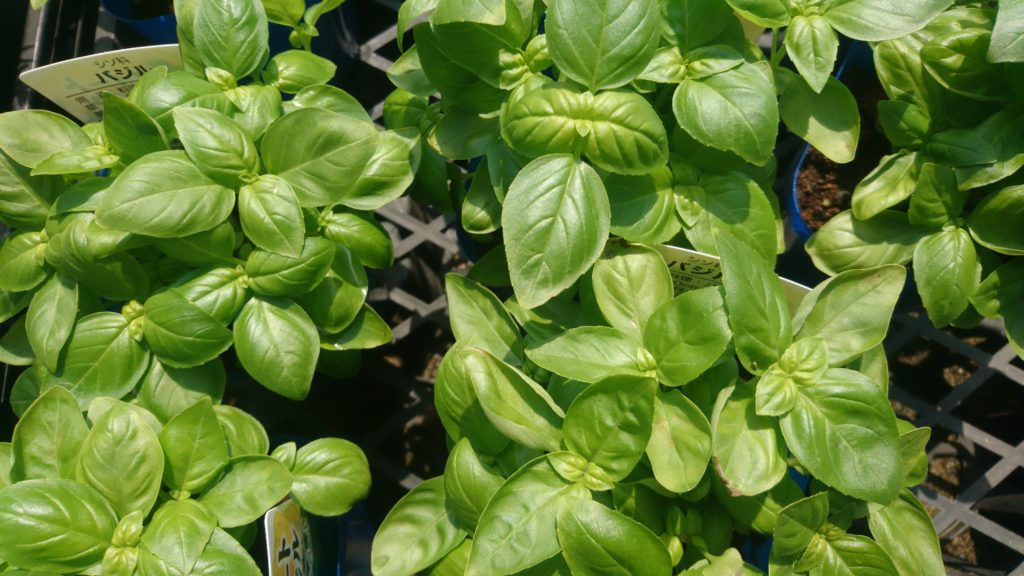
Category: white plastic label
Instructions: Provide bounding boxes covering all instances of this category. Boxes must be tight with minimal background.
[19,44,182,123]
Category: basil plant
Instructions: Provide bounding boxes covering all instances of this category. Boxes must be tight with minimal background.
[0,0,418,409]
[383,0,959,310]
[0,387,370,575]
[370,239,943,575]
[805,2,1024,359]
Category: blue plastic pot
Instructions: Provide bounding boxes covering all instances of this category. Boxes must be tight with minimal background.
[100,0,177,44]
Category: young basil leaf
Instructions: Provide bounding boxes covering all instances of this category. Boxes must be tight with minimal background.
[674,62,778,166]
[227,84,284,141]
[321,210,394,269]
[0,150,63,229]
[102,92,167,165]
[647,389,713,494]
[643,287,732,387]
[245,236,335,297]
[24,271,77,372]
[238,175,305,258]
[444,438,504,531]
[263,0,305,25]
[723,0,789,27]
[192,527,262,575]
[57,312,150,409]
[503,155,609,308]
[793,265,906,366]
[96,150,235,238]
[140,498,216,575]
[583,91,669,175]
[173,107,260,187]
[298,245,367,333]
[143,288,234,368]
[318,303,393,351]
[711,384,787,496]
[968,185,1024,256]
[346,128,421,211]
[807,210,931,276]
[264,50,337,94]
[564,375,657,483]
[781,368,901,503]
[823,0,954,41]
[465,347,564,452]
[271,442,298,469]
[289,438,371,516]
[527,326,649,384]
[501,85,584,159]
[0,479,117,573]
[160,397,229,493]
[192,0,269,79]
[77,403,164,518]
[546,0,661,91]
[137,359,226,424]
[0,110,92,168]
[435,343,511,455]
[447,273,522,365]
[0,231,48,292]
[214,405,269,457]
[557,497,671,576]
[780,75,860,164]
[867,489,944,576]
[0,316,33,366]
[462,158,502,235]
[10,386,88,481]
[592,243,672,334]
[261,108,379,207]
[467,456,588,576]
[371,477,467,576]
[913,227,981,327]
[283,84,374,124]
[234,296,320,400]
[785,15,839,94]
[199,455,293,527]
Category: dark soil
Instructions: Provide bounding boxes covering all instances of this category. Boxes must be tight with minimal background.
[130,0,174,19]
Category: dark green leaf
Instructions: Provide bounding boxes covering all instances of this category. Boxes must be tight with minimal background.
[234,296,320,400]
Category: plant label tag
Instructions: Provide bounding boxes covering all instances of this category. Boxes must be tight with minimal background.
[19,44,182,124]
[265,498,317,576]
[654,245,811,313]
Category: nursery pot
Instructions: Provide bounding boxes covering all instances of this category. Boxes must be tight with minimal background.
[100,0,177,44]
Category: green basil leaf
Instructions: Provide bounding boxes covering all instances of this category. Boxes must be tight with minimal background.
[160,397,230,493]
[245,236,335,297]
[430,109,499,161]
[867,490,944,576]
[96,150,235,238]
[238,175,305,258]
[877,100,930,149]
[86,397,161,435]
[557,497,671,576]
[264,50,336,93]
[908,163,965,227]
[824,0,954,41]
[584,90,669,175]
[722,0,789,27]
[467,456,587,576]
[263,0,305,25]
[214,405,269,457]
[643,287,732,387]
[151,221,237,266]
[926,128,997,168]
[0,149,63,229]
[503,155,609,308]
[711,384,787,496]
[502,85,583,160]
[31,146,119,177]
[0,479,116,573]
[677,171,779,264]
[444,438,504,531]
[298,245,367,333]
[345,128,421,211]
[527,326,648,383]
[780,75,860,164]
[234,296,319,400]
[10,363,50,418]
[989,0,1024,62]
[794,265,905,366]
[661,0,737,51]
[102,92,167,165]
[143,288,234,368]
[321,210,393,269]
[717,233,790,374]
[171,265,251,325]
[814,534,900,574]
[199,455,292,527]
[592,243,672,334]
[0,315,33,366]
[414,23,506,113]
[11,386,88,481]
[0,232,47,292]
[140,498,216,575]
[0,443,10,489]
[318,303,392,351]
[56,312,150,409]
[227,84,283,141]
[289,438,371,516]
[782,368,901,503]
[605,170,682,245]
[922,28,1008,102]
[968,185,1024,256]
[462,157,502,235]
[807,210,931,276]
[435,343,510,455]
[647,389,712,493]
[971,259,1024,320]
[281,84,372,124]
[191,527,262,575]
[25,271,77,373]
[261,108,379,207]
[137,359,226,423]
[193,0,269,79]
[564,375,656,482]
[785,15,838,93]
[913,227,980,327]
[447,273,522,365]
[173,107,259,187]
[674,62,778,165]
[0,110,92,169]
[371,477,467,576]
[465,348,564,452]
[546,0,661,91]
[769,493,829,565]
[77,403,164,518]
[387,46,435,97]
